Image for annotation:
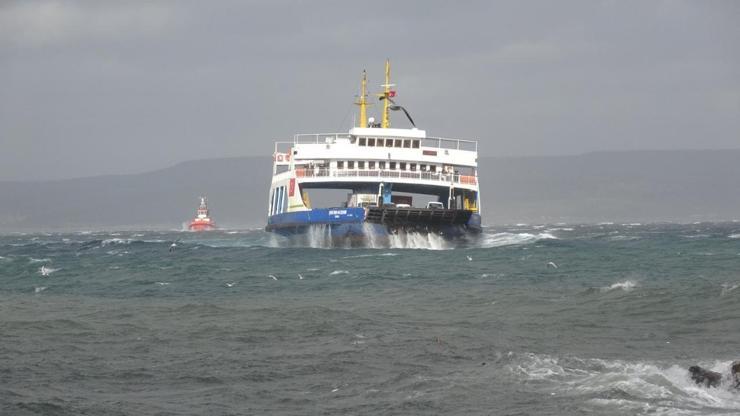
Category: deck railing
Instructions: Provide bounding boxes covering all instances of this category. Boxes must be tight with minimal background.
[293,133,478,152]
[294,168,477,185]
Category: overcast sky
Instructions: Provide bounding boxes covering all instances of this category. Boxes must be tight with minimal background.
[1,0,738,181]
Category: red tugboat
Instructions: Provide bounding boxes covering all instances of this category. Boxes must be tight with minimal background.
[188,196,216,231]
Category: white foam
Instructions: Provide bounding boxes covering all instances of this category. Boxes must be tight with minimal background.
[720,283,738,296]
[728,233,740,239]
[34,286,47,293]
[342,252,399,259]
[509,353,740,414]
[29,257,51,263]
[479,232,557,248]
[329,270,349,276]
[38,266,59,276]
[387,230,450,250]
[101,238,132,246]
[600,280,638,292]
[608,235,640,241]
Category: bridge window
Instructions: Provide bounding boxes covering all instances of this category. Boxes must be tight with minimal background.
[394,139,402,148]
[348,161,355,169]
[412,140,420,148]
[386,139,394,147]
[376,138,384,147]
[410,163,417,171]
[359,138,366,146]
[389,162,396,170]
[379,161,386,169]
[403,140,411,148]
[368,138,375,147]
[358,161,365,169]
[420,164,427,171]
[400,162,407,170]
[369,161,376,169]
[337,161,344,169]
[430,165,437,173]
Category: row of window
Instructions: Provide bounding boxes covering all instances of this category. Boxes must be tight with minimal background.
[269,185,288,216]
[357,137,421,149]
[336,160,438,173]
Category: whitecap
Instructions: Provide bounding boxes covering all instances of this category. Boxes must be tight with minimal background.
[34,286,47,293]
[608,235,640,241]
[329,270,349,275]
[38,266,59,276]
[600,280,637,292]
[720,283,738,296]
[101,238,133,246]
[509,353,740,414]
[479,232,557,248]
[29,257,51,263]
[728,233,740,239]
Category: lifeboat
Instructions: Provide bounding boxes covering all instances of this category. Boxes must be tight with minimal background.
[188,196,216,231]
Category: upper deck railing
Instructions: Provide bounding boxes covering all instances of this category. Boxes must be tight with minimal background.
[292,168,478,186]
[291,133,478,152]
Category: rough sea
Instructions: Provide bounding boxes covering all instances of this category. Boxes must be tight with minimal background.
[1,223,739,415]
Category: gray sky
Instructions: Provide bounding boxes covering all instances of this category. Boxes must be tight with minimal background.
[1,0,738,181]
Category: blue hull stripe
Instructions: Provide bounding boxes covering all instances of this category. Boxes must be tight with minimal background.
[267,208,365,228]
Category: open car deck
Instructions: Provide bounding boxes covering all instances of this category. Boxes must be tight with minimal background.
[365,207,474,227]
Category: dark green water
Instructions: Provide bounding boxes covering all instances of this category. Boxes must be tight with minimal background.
[1,223,739,415]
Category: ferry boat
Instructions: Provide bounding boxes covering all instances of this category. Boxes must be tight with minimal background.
[188,196,216,231]
[265,61,481,243]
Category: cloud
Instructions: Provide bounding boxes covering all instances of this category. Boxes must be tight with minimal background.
[0,0,179,48]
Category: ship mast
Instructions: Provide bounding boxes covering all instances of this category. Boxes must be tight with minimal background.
[381,59,392,128]
[354,70,368,128]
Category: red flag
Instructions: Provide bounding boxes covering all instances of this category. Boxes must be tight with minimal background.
[388,90,396,97]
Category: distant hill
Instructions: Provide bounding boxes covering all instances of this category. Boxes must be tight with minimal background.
[1,150,739,231]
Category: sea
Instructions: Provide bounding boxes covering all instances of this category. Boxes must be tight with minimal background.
[1,222,739,415]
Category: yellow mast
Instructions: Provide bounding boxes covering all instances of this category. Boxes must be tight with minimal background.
[381,59,391,128]
[354,70,368,128]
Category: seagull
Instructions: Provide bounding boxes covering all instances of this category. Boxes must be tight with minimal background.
[466,255,473,261]
[39,266,50,276]
[298,273,304,280]
[547,261,558,269]
[269,274,278,281]
[225,282,236,287]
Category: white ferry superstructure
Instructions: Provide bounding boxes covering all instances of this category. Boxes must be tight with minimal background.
[265,61,481,241]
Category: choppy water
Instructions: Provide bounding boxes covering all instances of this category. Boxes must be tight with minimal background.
[1,223,740,415]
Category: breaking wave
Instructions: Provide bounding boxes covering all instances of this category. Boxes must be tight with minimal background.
[508,352,740,414]
[600,280,638,292]
[478,232,558,248]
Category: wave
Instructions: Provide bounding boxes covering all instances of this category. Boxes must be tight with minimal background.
[729,233,740,239]
[28,257,51,263]
[720,283,738,296]
[600,280,638,292]
[38,266,59,276]
[508,352,740,414]
[329,270,349,276]
[478,232,558,248]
